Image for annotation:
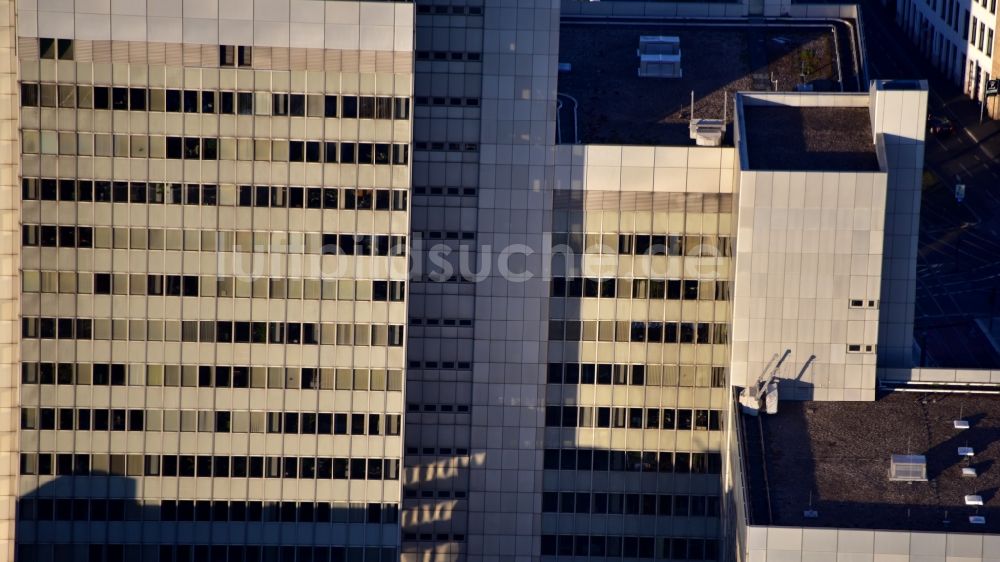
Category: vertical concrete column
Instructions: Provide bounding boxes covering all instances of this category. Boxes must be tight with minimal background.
[0,0,17,557]
[870,81,928,370]
[468,2,560,561]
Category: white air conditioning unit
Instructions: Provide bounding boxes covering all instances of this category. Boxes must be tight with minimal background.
[889,455,927,481]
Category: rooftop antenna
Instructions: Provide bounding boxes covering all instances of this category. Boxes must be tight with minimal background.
[690,90,695,119]
[803,491,818,518]
[955,405,969,429]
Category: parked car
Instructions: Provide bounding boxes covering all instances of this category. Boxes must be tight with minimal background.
[927,115,956,136]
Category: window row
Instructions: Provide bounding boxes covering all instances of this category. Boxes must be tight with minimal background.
[404,447,470,457]
[402,533,465,543]
[412,141,478,152]
[406,403,470,413]
[24,271,405,302]
[20,453,401,480]
[21,318,405,347]
[542,491,720,518]
[414,51,481,61]
[21,83,410,120]
[412,185,476,196]
[21,408,402,436]
[23,178,408,211]
[541,534,719,561]
[542,449,723,475]
[548,321,729,344]
[414,96,480,107]
[551,277,730,301]
[544,407,723,431]
[22,132,411,165]
[552,233,732,257]
[969,16,996,56]
[22,225,408,256]
[403,488,468,499]
[417,230,477,240]
[408,317,472,327]
[22,363,403,392]
[17,544,396,562]
[547,363,726,388]
[416,4,482,14]
[19,497,398,524]
[407,360,472,370]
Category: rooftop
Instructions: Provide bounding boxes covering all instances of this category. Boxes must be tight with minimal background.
[741,392,1000,533]
[556,21,854,145]
[742,105,880,171]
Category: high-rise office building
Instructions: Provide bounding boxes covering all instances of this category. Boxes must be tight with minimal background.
[0,0,953,561]
[14,1,413,560]
[402,2,930,562]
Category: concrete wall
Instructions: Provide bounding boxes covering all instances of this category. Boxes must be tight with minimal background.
[462,1,561,560]
[552,144,736,195]
[731,93,890,401]
[743,525,1000,561]
[560,0,747,19]
[730,166,888,401]
[16,0,413,52]
[880,366,1000,383]
[0,0,18,558]
[869,81,929,370]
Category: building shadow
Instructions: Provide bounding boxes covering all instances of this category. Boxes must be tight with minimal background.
[16,474,400,561]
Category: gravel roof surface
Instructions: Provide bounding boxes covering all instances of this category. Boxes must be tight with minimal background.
[557,24,839,145]
[742,106,880,171]
[742,392,1000,532]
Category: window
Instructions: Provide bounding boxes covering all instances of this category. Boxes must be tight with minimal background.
[39,38,74,60]
[219,45,252,67]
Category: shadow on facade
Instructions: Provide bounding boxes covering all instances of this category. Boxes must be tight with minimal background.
[16,474,400,561]
[538,189,727,560]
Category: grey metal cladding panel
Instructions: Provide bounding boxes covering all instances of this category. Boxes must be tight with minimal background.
[873,531,910,555]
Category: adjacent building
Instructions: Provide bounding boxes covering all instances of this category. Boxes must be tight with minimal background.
[404,1,935,561]
[894,0,1000,113]
[15,1,413,560]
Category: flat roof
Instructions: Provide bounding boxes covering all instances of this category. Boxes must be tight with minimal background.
[557,22,850,145]
[741,392,1000,532]
[742,106,880,171]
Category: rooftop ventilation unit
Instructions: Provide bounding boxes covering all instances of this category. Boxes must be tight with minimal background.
[954,419,970,429]
[963,467,978,478]
[637,36,681,78]
[970,515,987,525]
[688,119,726,147]
[958,447,975,457]
[965,495,984,506]
[889,455,927,481]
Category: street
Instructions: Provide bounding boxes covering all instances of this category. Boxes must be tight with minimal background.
[858,0,1000,367]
